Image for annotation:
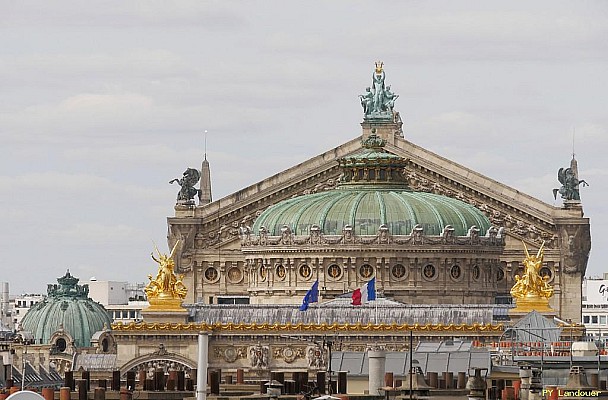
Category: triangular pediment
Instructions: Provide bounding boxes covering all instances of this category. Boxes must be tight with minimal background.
[173,133,561,253]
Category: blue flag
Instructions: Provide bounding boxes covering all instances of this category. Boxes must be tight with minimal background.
[299,280,319,311]
[367,277,376,301]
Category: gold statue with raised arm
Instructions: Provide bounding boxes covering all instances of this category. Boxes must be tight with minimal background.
[144,241,187,311]
[510,241,554,313]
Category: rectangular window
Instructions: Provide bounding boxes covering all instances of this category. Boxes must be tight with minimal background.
[584,316,590,323]
[600,316,607,325]
[592,316,598,324]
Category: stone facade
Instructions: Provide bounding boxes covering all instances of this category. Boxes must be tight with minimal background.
[167,118,590,323]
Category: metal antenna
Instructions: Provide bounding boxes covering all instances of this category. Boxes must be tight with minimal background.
[204,130,208,160]
[572,127,575,159]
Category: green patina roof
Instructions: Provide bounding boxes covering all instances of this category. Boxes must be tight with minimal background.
[253,188,491,236]
[20,271,112,348]
[253,134,491,237]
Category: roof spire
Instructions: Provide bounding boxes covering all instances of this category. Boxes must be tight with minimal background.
[199,130,212,204]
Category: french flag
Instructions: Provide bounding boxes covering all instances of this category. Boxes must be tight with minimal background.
[352,277,376,305]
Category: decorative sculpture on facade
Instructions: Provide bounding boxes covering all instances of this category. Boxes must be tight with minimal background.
[144,241,188,310]
[307,345,326,369]
[553,165,588,202]
[170,168,201,204]
[359,61,399,119]
[510,241,554,313]
[249,343,269,369]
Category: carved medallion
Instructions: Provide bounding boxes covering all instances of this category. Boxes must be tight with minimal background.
[496,268,505,282]
[391,264,407,281]
[224,346,238,363]
[423,264,437,281]
[280,345,303,363]
[204,267,219,283]
[327,264,342,279]
[449,264,462,281]
[299,264,312,280]
[359,264,374,278]
[227,267,243,284]
[275,265,286,280]
[540,266,553,282]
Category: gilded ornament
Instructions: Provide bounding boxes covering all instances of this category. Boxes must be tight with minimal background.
[510,241,555,313]
[144,241,188,311]
[112,321,502,333]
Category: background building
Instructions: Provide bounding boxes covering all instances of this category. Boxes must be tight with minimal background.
[84,279,148,324]
[582,273,608,344]
[10,293,45,330]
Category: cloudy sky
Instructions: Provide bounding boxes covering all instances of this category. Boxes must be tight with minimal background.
[1,1,607,295]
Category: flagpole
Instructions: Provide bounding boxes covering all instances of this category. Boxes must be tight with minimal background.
[317,284,321,325]
[374,282,378,325]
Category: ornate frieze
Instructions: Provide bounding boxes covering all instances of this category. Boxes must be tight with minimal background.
[241,223,504,249]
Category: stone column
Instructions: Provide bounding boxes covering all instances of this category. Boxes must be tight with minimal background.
[197,332,209,400]
[368,348,386,395]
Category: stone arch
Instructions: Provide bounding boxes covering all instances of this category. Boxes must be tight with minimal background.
[119,352,196,377]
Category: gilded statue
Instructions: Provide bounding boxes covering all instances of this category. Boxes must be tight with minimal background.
[145,241,187,303]
[509,241,554,314]
[511,241,553,300]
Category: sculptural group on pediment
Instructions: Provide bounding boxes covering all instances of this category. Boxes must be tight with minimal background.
[359,62,399,119]
[553,165,588,202]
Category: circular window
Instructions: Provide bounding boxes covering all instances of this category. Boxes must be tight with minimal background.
[259,266,267,281]
[204,267,219,282]
[496,268,505,282]
[540,267,553,281]
[276,265,286,280]
[56,337,67,352]
[450,265,462,280]
[423,264,436,280]
[391,264,407,280]
[472,265,480,281]
[327,264,342,279]
[359,264,374,278]
[227,267,243,283]
[299,264,312,280]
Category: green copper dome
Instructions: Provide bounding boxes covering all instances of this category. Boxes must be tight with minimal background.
[252,134,491,237]
[20,271,111,348]
[253,188,490,236]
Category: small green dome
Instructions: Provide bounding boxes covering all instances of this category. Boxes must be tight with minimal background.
[253,134,491,237]
[20,271,111,347]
